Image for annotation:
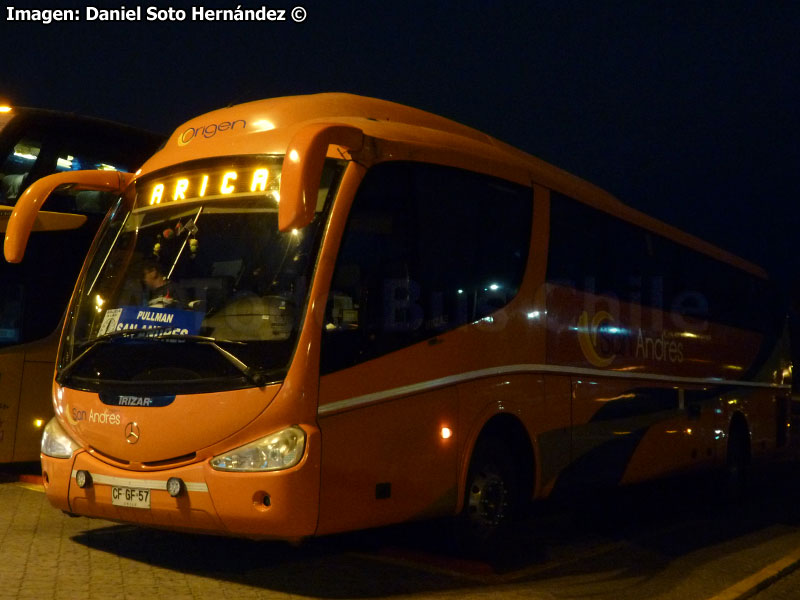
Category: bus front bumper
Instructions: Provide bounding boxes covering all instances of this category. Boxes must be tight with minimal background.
[40,437,321,540]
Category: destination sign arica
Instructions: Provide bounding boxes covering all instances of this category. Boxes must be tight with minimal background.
[145,165,276,207]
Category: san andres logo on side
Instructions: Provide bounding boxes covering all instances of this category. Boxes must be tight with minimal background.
[576,311,686,367]
[577,310,617,367]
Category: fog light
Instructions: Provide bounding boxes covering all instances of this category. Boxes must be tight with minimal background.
[166,477,184,497]
[75,470,92,488]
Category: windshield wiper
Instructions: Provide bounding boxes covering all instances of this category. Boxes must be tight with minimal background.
[74,326,178,350]
[149,334,271,387]
[57,327,178,383]
[58,330,276,388]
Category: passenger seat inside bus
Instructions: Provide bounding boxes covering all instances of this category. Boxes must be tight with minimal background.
[0,173,25,205]
[75,190,106,214]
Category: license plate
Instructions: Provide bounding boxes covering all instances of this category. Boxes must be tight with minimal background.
[111,486,151,509]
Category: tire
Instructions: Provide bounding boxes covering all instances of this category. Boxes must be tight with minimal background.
[456,438,519,552]
[724,419,750,501]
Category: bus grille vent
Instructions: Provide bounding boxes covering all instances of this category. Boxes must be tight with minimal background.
[89,447,130,466]
[142,453,197,468]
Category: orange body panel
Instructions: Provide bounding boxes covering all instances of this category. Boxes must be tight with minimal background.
[316,387,458,535]
[4,170,132,263]
[55,385,281,465]
[41,453,73,512]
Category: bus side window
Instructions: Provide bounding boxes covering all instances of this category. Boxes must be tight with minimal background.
[0,138,42,205]
[321,161,532,375]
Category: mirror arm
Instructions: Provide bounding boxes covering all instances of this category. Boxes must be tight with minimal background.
[4,170,133,263]
[278,124,363,231]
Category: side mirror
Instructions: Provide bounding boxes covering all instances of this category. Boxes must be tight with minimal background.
[4,169,133,263]
[278,123,362,231]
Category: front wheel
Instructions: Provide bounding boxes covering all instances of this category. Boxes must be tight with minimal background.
[456,438,519,551]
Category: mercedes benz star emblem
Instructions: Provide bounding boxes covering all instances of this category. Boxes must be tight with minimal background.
[124,422,140,444]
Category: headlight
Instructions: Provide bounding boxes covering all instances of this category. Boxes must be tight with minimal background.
[210,426,306,472]
[41,417,79,459]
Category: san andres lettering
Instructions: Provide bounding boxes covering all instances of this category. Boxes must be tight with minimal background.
[635,329,684,363]
[70,407,121,425]
[595,327,685,365]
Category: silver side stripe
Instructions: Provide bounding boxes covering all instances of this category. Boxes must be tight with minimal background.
[72,470,209,492]
[318,363,790,416]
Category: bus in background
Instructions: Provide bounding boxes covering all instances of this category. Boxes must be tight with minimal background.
[0,104,163,464]
[4,94,791,545]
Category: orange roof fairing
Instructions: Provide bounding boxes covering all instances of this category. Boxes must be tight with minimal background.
[139,93,531,175]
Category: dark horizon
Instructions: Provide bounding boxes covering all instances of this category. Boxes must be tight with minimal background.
[2,1,799,280]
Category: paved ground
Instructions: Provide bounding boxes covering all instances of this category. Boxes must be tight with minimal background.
[747,563,800,600]
[3,464,800,600]
[0,480,531,600]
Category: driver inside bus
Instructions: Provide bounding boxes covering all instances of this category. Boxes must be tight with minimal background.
[141,259,184,308]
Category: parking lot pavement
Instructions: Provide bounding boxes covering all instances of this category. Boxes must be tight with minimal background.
[2,482,162,599]
[0,481,537,600]
[5,469,800,600]
[0,482,296,600]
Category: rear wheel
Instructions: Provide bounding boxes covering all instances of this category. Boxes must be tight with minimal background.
[724,418,750,500]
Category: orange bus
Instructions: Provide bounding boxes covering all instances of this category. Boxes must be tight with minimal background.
[4,93,792,543]
[0,104,162,464]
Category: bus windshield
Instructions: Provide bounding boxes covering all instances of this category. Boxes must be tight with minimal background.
[57,155,346,393]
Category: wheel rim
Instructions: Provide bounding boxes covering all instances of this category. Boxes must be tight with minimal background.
[466,467,509,535]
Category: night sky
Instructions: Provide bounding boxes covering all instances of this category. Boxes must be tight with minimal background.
[2,1,799,284]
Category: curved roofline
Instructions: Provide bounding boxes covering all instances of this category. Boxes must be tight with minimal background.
[150,93,766,279]
[174,92,496,145]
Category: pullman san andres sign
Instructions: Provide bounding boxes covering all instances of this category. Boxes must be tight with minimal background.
[98,306,203,337]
